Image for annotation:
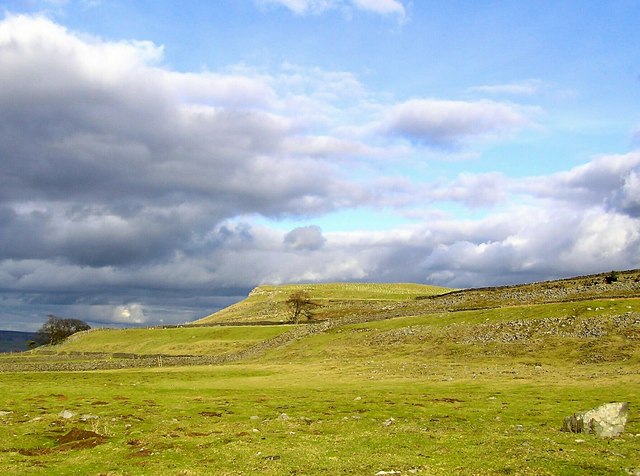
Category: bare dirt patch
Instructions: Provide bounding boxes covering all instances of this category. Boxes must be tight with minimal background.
[431,398,464,404]
[56,428,107,450]
[13,427,107,456]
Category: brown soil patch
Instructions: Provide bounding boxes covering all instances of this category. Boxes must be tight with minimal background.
[55,428,107,450]
[15,428,107,456]
[431,398,464,404]
[132,448,153,457]
[200,411,222,417]
[17,447,52,456]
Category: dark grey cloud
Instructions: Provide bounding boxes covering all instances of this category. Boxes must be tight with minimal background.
[284,225,326,250]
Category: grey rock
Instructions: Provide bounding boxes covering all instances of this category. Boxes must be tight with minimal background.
[562,402,630,438]
[58,409,76,419]
[383,417,396,427]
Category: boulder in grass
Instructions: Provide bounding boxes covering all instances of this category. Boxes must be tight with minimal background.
[562,402,629,438]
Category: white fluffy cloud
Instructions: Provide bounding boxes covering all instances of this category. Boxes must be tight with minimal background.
[519,151,640,211]
[351,0,405,16]
[467,79,544,96]
[257,0,405,17]
[384,99,535,146]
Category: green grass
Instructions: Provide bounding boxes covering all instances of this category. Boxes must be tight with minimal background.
[195,282,454,324]
[0,362,638,475]
[251,282,454,300]
[48,325,291,356]
[1,276,639,474]
[252,299,640,371]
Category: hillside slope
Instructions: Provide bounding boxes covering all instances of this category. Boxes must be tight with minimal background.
[194,282,454,325]
[5,269,637,371]
[195,270,640,326]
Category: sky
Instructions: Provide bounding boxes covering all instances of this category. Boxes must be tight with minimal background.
[1,0,640,331]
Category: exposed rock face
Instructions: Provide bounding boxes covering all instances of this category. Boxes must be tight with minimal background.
[562,402,630,438]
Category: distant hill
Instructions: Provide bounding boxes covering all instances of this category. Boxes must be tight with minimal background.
[3,269,639,372]
[193,282,454,325]
[0,331,38,353]
[193,270,640,326]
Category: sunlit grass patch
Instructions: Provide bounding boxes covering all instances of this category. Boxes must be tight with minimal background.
[41,325,291,356]
[0,364,638,475]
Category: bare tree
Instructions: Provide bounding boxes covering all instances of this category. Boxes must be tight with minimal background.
[285,290,320,323]
[37,315,91,345]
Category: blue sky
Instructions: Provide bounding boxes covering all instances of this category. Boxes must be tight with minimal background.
[1,0,640,330]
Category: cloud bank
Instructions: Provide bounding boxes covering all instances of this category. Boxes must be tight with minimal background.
[1,14,638,330]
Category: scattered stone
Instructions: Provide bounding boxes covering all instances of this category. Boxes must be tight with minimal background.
[562,402,630,438]
[376,471,401,476]
[250,415,260,420]
[383,417,396,427]
[79,414,98,421]
[354,396,362,401]
[0,411,12,417]
[278,413,290,421]
[58,410,76,419]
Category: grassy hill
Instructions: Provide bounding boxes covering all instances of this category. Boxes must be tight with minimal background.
[194,282,454,325]
[1,270,639,475]
[11,270,640,361]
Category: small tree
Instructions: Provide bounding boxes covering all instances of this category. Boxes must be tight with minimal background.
[285,290,320,323]
[36,315,91,345]
[605,271,619,284]
[26,340,39,350]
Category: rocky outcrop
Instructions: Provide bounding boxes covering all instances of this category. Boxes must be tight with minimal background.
[562,402,630,437]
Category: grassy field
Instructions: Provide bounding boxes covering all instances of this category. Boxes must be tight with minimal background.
[56,326,291,356]
[0,276,639,475]
[0,361,638,475]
